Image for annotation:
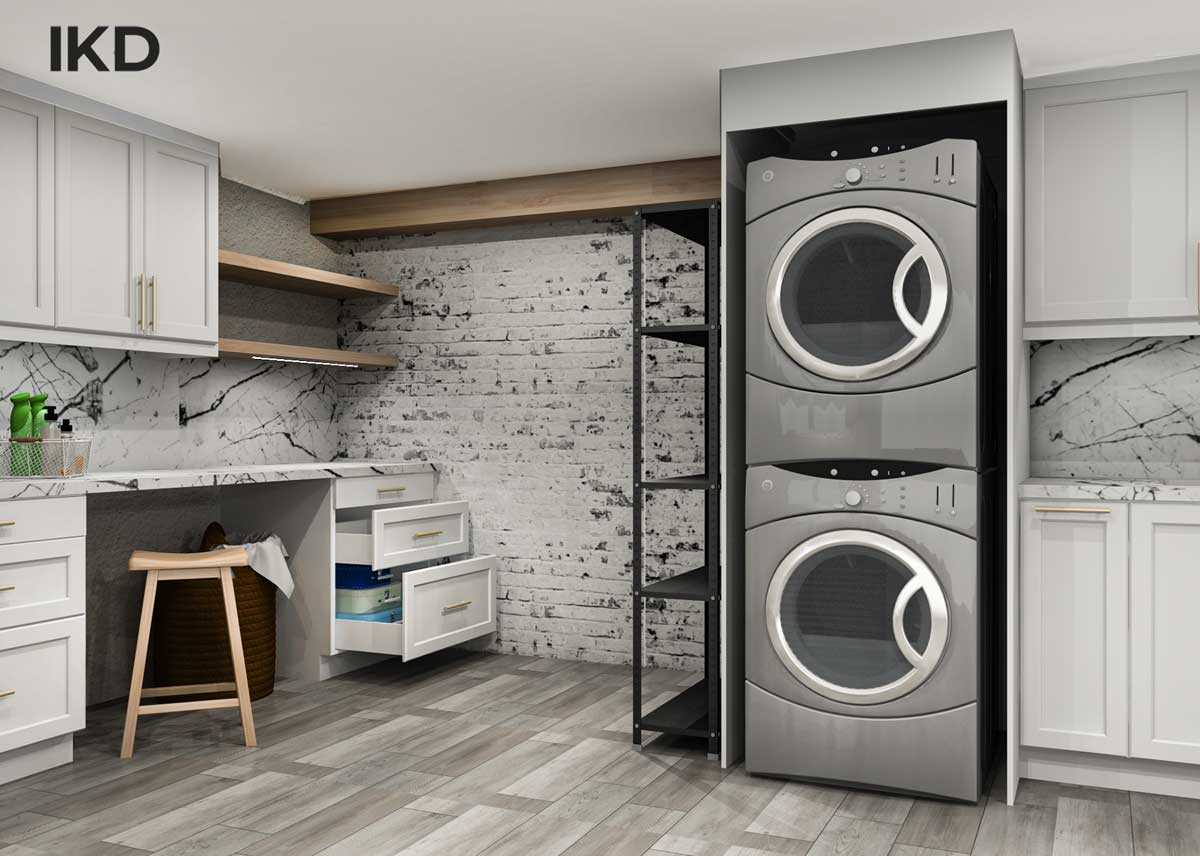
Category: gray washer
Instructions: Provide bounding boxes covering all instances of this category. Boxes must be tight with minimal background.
[744,463,982,801]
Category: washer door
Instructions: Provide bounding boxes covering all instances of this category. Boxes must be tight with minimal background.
[765,529,949,705]
[766,207,949,381]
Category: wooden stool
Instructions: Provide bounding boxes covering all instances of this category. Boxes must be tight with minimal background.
[121,548,257,759]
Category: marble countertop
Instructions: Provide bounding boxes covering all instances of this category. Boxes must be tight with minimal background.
[1021,477,1200,503]
[0,460,436,501]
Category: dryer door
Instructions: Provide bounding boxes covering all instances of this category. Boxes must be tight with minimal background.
[765,528,949,705]
[766,207,949,382]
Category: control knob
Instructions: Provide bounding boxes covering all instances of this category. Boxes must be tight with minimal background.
[844,167,863,185]
[844,489,863,507]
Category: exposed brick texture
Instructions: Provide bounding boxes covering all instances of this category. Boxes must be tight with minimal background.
[336,219,709,670]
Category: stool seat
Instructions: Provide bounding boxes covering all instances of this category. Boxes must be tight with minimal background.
[129,547,249,572]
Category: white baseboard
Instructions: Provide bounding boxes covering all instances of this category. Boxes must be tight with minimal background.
[0,734,73,787]
[1020,745,1200,800]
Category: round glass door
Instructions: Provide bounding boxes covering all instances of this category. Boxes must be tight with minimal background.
[766,207,949,381]
[765,529,949,705]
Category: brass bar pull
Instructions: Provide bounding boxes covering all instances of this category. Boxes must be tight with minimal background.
[149,275,157,333]
[443,600,472,612]
[1032,506,1111,514]
[413,529,444,538]
[0,521,15,527]
[0,585,15,592]
[0,690,14,700]
[377,487,407,493]
[137,273,145,332]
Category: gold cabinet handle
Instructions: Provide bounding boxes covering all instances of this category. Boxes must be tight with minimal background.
[137,273,145,332]
[0,585,14,592]
[443,599,472,612]
[377,486,407,494]
[0,690,14,700]
[0,521,14,527]
[1032,506,1111,514]
[149,275,157,333]
[413,530,444,538]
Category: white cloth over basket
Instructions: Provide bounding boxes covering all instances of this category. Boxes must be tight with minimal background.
[214,534,295,599]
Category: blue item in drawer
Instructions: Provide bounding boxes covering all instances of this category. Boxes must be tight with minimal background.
[336,605,403,623]
[336,563,392,589]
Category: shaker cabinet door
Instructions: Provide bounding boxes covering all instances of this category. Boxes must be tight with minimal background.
[0,90,54,328]
[1020,501,1128,756]
[1026,72,1200,326]
[55,110,144,336]
[1130,503,1200,764]
[143,136,218,343]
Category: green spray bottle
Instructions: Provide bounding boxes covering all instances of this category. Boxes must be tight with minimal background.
[9,392,32,477]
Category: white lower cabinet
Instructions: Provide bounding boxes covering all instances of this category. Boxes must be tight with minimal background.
[1020,501,1129,755]
[0,615,85,755]
[1130,504,1200,764]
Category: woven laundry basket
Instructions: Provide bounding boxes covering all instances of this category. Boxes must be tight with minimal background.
[152,522,277,701]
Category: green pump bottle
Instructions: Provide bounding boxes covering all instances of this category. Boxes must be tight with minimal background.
[9,392,33,477]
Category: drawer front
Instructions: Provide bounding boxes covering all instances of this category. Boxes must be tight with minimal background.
[403,555,496,660]
[0,497,86,545]
[334,617,405,657]
[373,500,470,569]
[0,538,86,630]
[335,472,437,510]
[0,615,86,754]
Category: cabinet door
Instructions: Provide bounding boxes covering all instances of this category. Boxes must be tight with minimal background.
[55,110,144,335]
[1026,72,1200,324]
[144,137,218,343]
[1020,501,1128,755]
[1130,504,1200,764]
[0,90,54,328]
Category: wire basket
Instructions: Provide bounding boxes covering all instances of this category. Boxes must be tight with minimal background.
[1,437,93,479]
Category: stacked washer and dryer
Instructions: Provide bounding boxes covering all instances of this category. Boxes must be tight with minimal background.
[743,139,1001,802]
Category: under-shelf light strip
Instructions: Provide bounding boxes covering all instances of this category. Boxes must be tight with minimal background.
[251,355,361,368]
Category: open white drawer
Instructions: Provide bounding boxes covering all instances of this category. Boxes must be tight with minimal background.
[336,500,469,570]
[334,555,496,660]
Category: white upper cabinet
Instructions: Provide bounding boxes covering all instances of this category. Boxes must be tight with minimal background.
[1130,504,1200,765]
[54,110,144,336]
[1026,72,1200,335]
[0,90,54,328]
[144,137,218,342]
[1020,501,1129,756]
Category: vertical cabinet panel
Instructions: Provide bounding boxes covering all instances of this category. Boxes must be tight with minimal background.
[0,91,54,328]
[144,137,218,343]
[1130,504,1200,764]
[1020,502,1128,756]
[55,111,144,335]
[1026,73,1200,324]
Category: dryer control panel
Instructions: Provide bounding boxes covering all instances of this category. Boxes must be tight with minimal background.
[747,460,978,538]
[745,138,979,223]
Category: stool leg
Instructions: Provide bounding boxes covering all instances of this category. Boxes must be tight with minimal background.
[121,570,159,759]
[220,567,257,748]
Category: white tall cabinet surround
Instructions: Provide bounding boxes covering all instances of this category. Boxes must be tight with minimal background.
[1020,502,1128,756]
[0,90,54,328]
[1130,504,1200,765]
[0,68,219,357]
[1025,69,1200,337]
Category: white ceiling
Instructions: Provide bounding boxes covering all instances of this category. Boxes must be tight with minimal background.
[3,1,1198,201]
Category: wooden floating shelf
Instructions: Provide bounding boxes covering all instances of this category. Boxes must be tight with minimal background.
[218,338,398,369]
[218,249,398,300]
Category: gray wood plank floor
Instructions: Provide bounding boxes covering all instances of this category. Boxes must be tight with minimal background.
[1,650,1194,856]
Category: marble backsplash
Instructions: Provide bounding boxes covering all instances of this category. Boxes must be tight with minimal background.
[1030,336,1200,480]
[0,341,337,472]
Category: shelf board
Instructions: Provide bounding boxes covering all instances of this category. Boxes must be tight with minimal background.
[641,474,715,490]
[218,250,398,300]
[640,567,711,601]
[640,680,710,737]
[639,324,711,346]
[642,203,715,247]
[218,338,398,369]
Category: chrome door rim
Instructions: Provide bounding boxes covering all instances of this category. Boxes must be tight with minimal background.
[765,207,950,382]
[764,528,950,705]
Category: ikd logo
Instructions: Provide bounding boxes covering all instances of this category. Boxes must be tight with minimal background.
[50,26,160,72]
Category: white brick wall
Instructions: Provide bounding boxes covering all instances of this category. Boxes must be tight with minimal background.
[335,219,710,670]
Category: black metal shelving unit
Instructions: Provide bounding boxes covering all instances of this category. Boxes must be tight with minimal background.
[632,200,721,757]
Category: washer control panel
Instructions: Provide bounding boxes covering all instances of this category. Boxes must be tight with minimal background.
[748,460,978,537]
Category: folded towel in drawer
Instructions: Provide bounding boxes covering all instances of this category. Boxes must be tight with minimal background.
[336,605,403,623]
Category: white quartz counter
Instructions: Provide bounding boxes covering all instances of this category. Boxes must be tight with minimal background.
[0,460,435,501]
[1020,477,1200,503]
